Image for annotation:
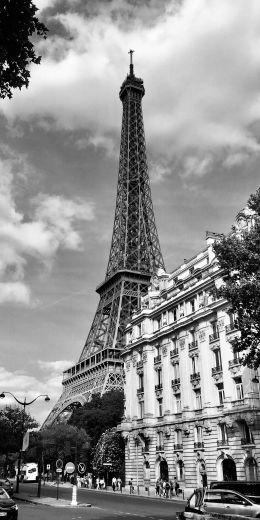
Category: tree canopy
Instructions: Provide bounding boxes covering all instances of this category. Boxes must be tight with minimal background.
[92,427,125,480]
[0,406,38,456]
[69,390,124,447]
[0,0,48,99]
[214,187,260,368]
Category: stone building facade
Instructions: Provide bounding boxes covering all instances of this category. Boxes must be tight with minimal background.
[119,231,260,493]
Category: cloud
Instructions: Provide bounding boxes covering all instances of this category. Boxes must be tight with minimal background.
[0,146,95,305]
[0,361,74,426]
[1,0,260,182]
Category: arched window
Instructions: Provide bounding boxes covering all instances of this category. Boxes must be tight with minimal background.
[245,457,258,481]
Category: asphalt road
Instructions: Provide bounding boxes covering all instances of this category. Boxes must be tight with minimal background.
[16,483,185,520]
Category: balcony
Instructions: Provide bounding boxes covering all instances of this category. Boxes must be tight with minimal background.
[137,387,144,395]
[241,436,255,446]
[174,444,183,451]
[228,358,242,369]
[212,365,223,375]
[194,442,204,450]
[170,348,179,358]
[156,445,164,452]
[136,360,143,370]
[217,439,229,447]
[154,355,162,365]
[172,378,180,386]
[225,322,239,334]
[155,383,163,391]
[209,331,220,343]
[190,372,200,383]
[188,341,198,351]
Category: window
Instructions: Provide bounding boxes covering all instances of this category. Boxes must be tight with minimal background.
[136,324,141,337]
[175,429,182,444]
[139,373,144,390]
[190,299,195,313]
[194,389,202,409]
[198,292,204,308]
[191,355,199,374]
[158,398,163,417]
[169,308,177,323]
[173,362,180,379]
[235,378,244,400]
[161,312,167,326]
[218,423,228,443]
[195,425,203,443]
[179,304,185,318]
[214,348,222,369]
[153,318,160,332]
[175,393,182,413]
[139,401,144,419]
[217,383,225,405]
[157,368,162,386]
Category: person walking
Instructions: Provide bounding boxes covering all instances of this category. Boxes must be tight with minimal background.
[112,476,117,491]
[174,476,179,496]
[129,478,134,494]
[155,479,160,496]
[117,477,122,492]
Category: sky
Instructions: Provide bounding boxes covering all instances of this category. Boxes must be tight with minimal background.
[0,0,260,426]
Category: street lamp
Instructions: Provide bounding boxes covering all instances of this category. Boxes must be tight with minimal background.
[0,391,50,493]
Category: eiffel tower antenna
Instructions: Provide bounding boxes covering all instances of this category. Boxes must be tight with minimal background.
[43,54,165,427]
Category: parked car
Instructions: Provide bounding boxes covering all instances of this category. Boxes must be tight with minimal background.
[203,489,260,518]
[210,481,260,503]
[0,479,14,496]
[0,487,18,519]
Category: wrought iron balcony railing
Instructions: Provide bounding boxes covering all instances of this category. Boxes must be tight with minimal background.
[155,383,163,391]
[171,378,180,386]
[156,445,164,452]
[137,387,144,394]
[170,348,179,357]
[190,372,200,382]
[136,360,143,369]
[194,442,204,449]
[209,331,220,343]
[228,358,242,368]
[174,444,183,451]
[225,322,239,334]
[188,341,198,351]
[154,355,162,364]
[241,436,254,446]
[212,365,222,375]
[217,439,229,446]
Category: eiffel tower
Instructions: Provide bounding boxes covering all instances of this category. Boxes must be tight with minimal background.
[43,52,165,427]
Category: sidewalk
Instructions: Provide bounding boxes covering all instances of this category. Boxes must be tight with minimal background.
[13,481,185,508]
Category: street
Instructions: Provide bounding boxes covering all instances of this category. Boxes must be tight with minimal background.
[16,483,185,519]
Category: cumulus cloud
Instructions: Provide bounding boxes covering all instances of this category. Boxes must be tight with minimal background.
[1,0,260,181]
[0,146,95,305]
[0,361,73,426]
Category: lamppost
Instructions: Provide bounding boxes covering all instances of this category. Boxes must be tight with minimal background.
[0,391,50,493]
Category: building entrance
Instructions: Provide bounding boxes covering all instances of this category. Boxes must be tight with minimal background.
[223,458,237,481]
[160,460,168,481]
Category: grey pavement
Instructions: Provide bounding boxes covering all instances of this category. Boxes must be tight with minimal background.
[13,480,185,508]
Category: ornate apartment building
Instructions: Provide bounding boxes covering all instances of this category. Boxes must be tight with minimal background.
[119,230,260,492]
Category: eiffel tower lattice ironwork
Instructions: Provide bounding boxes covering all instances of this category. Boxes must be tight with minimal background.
[43,53,165,427]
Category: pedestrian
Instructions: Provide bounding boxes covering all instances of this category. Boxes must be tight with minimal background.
[117,477,122,492]
[112,476,117,491]
[155,479,160,496]
[170,480,174,498]
[166,481,170,498]
[174,476,179,496]
[129,478,134,494]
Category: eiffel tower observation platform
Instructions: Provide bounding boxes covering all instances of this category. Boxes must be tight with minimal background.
[43,52,165,427]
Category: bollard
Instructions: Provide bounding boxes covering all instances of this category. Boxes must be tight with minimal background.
[71,484,78,506]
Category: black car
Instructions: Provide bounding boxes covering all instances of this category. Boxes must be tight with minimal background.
[0,479,14,497]
[0,487,18,519]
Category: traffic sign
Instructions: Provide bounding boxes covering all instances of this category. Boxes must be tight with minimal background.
[46,464,50,470]
[56,459,63,469]
[78,462,86,474]
[56,468,62,473]
[65,462,75,474]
